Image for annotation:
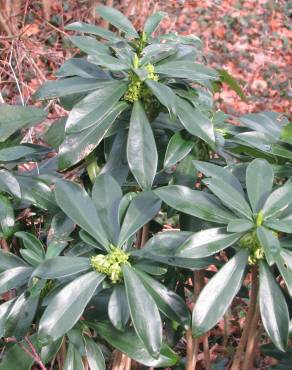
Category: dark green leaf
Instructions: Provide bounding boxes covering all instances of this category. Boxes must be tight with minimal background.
[0,299,15,337]
[85,337,106,370]
[259,261,289,351]
[0,266,33,294]
[65,21,119,41]
[0,250,27,271]
[257,226,280,265]
[118,190,161,247]
[155,61,218,81]
[155,186,236,224]
[127,101,157,189]
[0,195,14,238]
[192,250,248,337]
[246,159,274,213]
[96,6,138,38]
[164,132,194,169]
[262,183,292,220]
[41,337,63,364]
[123,264,162,358]
[69,35,109,56]
[55,180,109,250]
[146,80,177,118]
[176,228,242,258]
[144,11,167,34]
[34,257,91,279]
[227,219,254,232]
[108,285,130,331]
[0,170,21,198]
[38,271,105,343]
[15,231,45,259]
[91,322,179,367]
[275,248,292,296]
[218,69,247,101]
[63,343,85,370]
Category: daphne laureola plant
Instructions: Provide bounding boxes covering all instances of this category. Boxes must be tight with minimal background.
[0,5,291,370]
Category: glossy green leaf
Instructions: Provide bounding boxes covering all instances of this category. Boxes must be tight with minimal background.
[63,343,85,370]
[5,292,39,339]
[176,97,215,147]
[259,261,289,351]
[227,219,254,232]
[38,271,105,343]
[65,21,119,41]
[257,226,280,265]
[176,227,242,258]
[41,337,63,364]
[0,299,15,337]
[0,337,37,370]
[20,249,43,267]
[58,101,128,170]
[65,81,128,134]
[275,248,292,296]
[0,266,33,294]
[192,249,248,337]
[138,231,213,269]
[155,61,218,81]
[91,322,179,367]
[56,58,109,79]
[135,268,190,328]
[0,169,21,198]
[246,159,274,213]
[69,35,109,56]
[164,132,194,169]
[0,250,27,271]
[239,112,283,139]
[127,101,157,189]
[118,190,161,247]
[193,160,245,196]
[0,104,46,142]
[34,257,91,279]
[144,11,167,34]
[55,180,109,250]
[96,6,138,38]
[123,264,162,358]
[262,183,292,220]
[155,185,236,224]
[108,285,129,331]
[203,177,253,220]
[15,231,45,259]
[0,195,15,238]
[92,174,122,244]
[34,77,107,100]
[146,80,177,118]
[85,337,106,370]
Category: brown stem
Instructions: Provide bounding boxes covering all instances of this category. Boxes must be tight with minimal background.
[203,334,211,370]
[230,266,259,370]
[242,305,260,370]
[19,337,47,370]
[186,328,194,370]
[140,223,149,248]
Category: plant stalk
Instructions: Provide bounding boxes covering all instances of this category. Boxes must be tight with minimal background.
[242,305,260,370]
[230,266,259,370]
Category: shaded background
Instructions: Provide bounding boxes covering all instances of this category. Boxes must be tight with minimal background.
[0,0,291,117]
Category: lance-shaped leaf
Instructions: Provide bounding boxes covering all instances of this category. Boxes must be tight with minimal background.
[118,190,161,247]
[239,112,283,139]
[15,231,45,259]
[0,104,46,142]
[96,6,138,38]
[90,322,179,367]
[145,80,177,118]
[155,61,218,81]
[203,177,253,220]
[218,69,247,101]
[155,185,236,224]
[137,231,212,270]
[0,267,33,295]
[164,132,194,169]
[69,35,109,56]
[85,337,106,370]
[257,226,280,266]
[122,264,162,358]
[275,248,292,297]
[176,97,215,147]
[259,261,289,352]
[176,228,242,258]
[34,257,91,279]
[38,271,105,344]
[58,101,128,170]
[108,285,130,331]
[92,174,122,245]
[193,160,245,196]
[192,249,248,337]
[34,77,108,100]
[0,299,15,337]
[246,159,274,213]
[127,101,158,189]
[0,170,21,198]
[262,183,292,220]
[144,11,167,35]
[0,250,27,271]
[65,21,119,41]
[0,195,15,238]
[55,180,109,250]
[227,219,254,232]
[65,81,128,134]
[63,343,85,370]
[134,268,190,328]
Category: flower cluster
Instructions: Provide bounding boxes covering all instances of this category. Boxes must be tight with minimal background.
[90,247,130,283]
[123,63,158,103]
[239,232,264,265]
